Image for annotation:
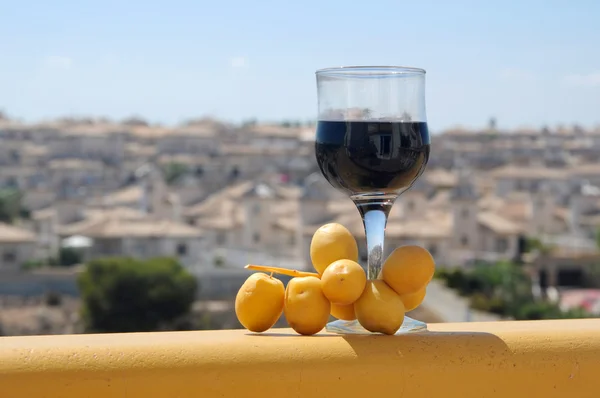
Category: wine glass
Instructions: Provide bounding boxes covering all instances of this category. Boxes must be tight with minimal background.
[314,66,430,335]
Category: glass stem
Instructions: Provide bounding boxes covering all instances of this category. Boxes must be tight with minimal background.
[355,199,395,280]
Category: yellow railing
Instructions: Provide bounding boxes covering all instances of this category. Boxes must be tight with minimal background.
[1,319,599,397]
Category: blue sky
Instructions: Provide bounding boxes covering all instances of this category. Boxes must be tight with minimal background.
[1,0,599,132]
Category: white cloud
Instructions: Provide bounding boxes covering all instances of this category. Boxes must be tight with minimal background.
[43,56,73,70]
[563,72,600,88]
[230,56,248,69]
[499,68,535,81]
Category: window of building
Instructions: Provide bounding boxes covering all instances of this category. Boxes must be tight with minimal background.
[135,243,146,256]
[461,208,469,218]
[2,251,15,263]
[289,234,296,246]
[496,238,508,252]
[429,244,438,257]
[216,233,226,245]
[176,243,188,256]
[253,233,260,243]
[461,235,469,247]
[253,203,261,215]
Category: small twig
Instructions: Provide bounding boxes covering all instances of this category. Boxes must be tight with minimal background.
[245,264,320,278]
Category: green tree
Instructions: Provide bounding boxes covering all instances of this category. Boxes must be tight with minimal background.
[0,188,28,224]
[524,236,554,255]
[58,247,83,266]
[77,257,198,333]
[162,162,190,184]
[441,260,594,320]
[213,255,225,268]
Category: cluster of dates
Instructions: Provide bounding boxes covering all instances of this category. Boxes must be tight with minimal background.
[235,223,435,335]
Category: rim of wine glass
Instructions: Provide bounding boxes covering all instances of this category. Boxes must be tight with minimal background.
[316,65,426,76]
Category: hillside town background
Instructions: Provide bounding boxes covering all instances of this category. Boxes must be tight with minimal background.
[1,112,600,335]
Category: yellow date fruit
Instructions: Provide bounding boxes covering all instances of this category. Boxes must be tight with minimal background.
[284,276,331,335]
[310,223,358,275]
[382,245,435,295]
[321,259,367,305]
[235,273,285,333]
[354,280,405,335]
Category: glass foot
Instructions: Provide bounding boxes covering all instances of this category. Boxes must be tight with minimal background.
[326,316,427,335]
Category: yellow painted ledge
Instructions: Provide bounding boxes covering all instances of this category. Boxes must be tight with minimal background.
[1,320,600,398]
